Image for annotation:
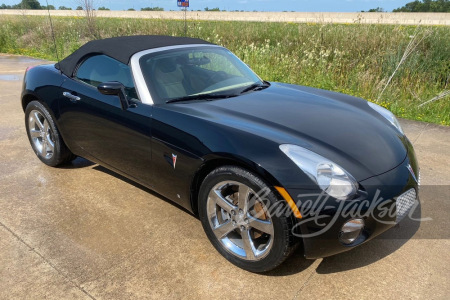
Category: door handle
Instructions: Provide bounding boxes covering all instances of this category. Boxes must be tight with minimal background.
[63,92,81,102]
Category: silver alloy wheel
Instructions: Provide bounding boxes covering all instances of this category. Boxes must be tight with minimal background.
[28,110,55,159]
[207,181,274,261]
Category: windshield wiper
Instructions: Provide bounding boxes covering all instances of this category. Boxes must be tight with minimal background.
[166,93,238,104]
[240,81,270,94]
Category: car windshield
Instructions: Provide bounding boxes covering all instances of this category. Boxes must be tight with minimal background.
[139,46,263,104]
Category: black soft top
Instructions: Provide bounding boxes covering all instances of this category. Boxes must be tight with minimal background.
[56,35,212,77]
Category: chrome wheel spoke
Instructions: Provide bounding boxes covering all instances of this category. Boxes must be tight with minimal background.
[29,116,37,130]
[241,229,256,260]
[248,216,274,236]
[237,183,250,213]
[41,139,48,155]
[210,189,236,214]
[30,129,41,138]
[43,119,50,134]
[34,111,44,130]
[213,220,235,239]
[46,137,55,153]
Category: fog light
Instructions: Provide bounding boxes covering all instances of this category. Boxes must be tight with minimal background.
[339,218,365,245]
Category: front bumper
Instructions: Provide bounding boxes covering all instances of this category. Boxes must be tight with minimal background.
[288,139,419,259]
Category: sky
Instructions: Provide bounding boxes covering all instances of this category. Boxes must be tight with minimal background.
[2,0,415,12]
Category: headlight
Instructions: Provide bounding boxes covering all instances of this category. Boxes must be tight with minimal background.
[279,144,358,200]
[368,102,404,135]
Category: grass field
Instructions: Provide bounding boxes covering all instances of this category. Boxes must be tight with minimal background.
[0,15,448,125]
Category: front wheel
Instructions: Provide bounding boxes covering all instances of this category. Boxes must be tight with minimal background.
[199,166,297,272]
[25,100,75,167]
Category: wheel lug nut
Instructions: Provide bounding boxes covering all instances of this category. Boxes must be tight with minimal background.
[244,218,248,223]
[239,209,243,215]
[231,210,236,215]
[232,221,236,226]
[240,226,245,231]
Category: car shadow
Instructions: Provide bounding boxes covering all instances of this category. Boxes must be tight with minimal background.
[59,157,196,217]
[91,165,198,218]
[263,248,316,276]
[315,203,421,274]
[59,157,96,169]
[265,207,420,276]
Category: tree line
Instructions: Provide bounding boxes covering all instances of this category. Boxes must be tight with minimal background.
[363,0,449,12]
[393,0,449,12]
[0,0,78,10]
[0,0,160,11]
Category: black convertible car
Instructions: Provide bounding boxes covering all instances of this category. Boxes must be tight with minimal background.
[22,35,419,272]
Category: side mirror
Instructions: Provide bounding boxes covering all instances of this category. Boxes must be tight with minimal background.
[97,81,130,110]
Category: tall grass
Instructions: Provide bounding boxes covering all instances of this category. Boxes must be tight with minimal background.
[0,15,448,125]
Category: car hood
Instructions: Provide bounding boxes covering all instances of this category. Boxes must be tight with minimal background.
[171,83,407,181]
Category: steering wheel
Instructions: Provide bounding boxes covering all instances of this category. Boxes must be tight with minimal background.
[205,71,227,87]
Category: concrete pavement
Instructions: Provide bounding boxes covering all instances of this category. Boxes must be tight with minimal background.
[0,55,449,299]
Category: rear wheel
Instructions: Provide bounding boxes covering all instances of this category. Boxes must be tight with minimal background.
[199,166,296,272]
[25,101,75,167]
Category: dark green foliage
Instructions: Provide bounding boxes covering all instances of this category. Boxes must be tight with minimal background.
[41,5,55,10]
[362,7,385,12]
[1,0,42,9]
[393,0,450,12]
[141,7,164,11]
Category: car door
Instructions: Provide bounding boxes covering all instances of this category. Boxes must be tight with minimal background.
[58,55,153,186]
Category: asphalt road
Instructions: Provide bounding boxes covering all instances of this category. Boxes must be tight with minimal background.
[0,55,449,299]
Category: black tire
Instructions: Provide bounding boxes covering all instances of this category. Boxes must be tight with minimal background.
[198,166,297,272]
[25,100,75,167]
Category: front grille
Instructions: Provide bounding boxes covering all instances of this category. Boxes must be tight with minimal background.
[396,188,417,223]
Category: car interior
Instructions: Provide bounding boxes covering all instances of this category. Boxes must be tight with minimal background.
[146,54,234,101]
[76,55,139,100]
